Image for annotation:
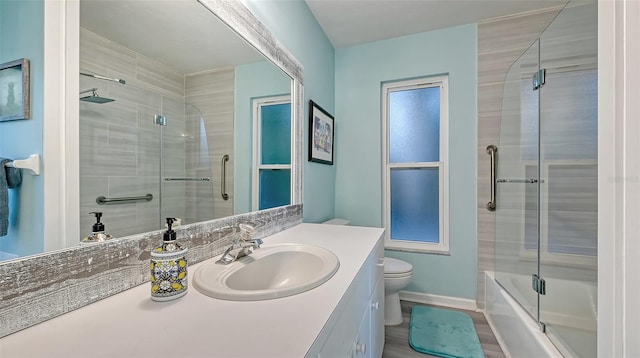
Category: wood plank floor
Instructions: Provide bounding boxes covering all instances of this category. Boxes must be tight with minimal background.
[383,300,506,358]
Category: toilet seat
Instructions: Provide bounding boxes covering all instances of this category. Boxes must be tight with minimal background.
[384,257,413,276]
[385,271,413,279]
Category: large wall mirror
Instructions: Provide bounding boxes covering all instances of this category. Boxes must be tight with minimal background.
[0,0,302,262]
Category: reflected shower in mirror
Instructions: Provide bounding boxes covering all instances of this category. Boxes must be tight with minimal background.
[0,0,294,261]
[77,0,293,241]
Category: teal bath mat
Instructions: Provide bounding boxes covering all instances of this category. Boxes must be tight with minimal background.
[409,305,485,358]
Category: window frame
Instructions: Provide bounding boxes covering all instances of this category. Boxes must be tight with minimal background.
[382,75,450,254]
[251,95,292,211]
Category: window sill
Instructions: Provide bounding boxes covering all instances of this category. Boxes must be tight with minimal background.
[385,245,450,256]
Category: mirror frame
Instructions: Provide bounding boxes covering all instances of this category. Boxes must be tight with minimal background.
[1,0,303,337]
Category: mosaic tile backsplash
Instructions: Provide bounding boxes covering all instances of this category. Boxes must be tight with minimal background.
[0,204,302,337]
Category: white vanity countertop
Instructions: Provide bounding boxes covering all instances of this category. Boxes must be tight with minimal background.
[0,223,384,358]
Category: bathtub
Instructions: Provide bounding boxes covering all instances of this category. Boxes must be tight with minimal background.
[485,272,597,358]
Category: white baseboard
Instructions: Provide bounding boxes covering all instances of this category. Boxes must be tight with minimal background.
[399,290,478,311]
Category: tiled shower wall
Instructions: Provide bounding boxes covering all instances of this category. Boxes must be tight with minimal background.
[79,29,235,238]
[476,7,563,308]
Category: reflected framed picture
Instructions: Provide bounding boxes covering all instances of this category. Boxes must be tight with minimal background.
[308,100,334,165]
[0,58,30,121]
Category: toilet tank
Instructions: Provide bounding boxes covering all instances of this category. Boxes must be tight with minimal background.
[322,218,351,226]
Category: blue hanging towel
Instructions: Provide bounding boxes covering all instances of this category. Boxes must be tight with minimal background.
[0,158,22,237]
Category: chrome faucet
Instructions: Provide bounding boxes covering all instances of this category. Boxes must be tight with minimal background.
[216,223,262,265]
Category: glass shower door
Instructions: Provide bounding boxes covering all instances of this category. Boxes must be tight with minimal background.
[538,0,598,356]
[494,39,541,321]
[160,100,216,226]
[494,1,598,355]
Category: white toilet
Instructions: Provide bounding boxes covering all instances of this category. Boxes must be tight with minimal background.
[383,257,413,325]
[322,219,414,326]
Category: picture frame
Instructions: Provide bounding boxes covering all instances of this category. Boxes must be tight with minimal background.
[308,100,334,165]
[0,58,30,121]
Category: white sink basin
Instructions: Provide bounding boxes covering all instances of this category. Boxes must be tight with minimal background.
[193,243,339,301]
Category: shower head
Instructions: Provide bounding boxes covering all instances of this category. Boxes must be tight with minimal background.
[80,88,115,104]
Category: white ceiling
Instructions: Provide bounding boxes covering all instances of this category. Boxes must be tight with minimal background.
[80,0,569,73]
[80,0,266,74]
[305,0,568,48]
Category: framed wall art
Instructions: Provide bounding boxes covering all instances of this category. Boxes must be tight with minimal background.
[308,100,334,165]
[0,58,30,121]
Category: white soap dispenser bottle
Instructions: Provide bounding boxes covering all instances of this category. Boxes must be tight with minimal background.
[150,218,188,301]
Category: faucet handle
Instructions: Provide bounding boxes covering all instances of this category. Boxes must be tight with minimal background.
[238,223,255,241]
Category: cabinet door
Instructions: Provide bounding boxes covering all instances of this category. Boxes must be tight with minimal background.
[354,279,385,358]
[354,304,370,358]
[370,278,385,357]
[317,275,370,357]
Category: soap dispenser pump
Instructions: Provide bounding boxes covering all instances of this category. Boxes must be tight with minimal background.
[81,212,113,244]
[150,218,188,301]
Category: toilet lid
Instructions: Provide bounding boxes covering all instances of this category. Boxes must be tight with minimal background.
[384,257,413,274]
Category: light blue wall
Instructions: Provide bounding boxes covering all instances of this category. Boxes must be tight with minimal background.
[241,0,336,223]
[334,24,478,299]
[0,0,44,257]
[234,61,291,214]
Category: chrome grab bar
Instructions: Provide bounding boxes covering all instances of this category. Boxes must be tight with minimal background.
[221,154,229,200]
[96,193,153,205]
[486,145,497,211]
[164,177,211,181]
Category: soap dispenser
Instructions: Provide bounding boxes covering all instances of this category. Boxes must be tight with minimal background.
[150,218,188,301]
[81,212,113,244]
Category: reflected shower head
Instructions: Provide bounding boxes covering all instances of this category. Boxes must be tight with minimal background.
[80,88,115,104]
[81,94,114,104]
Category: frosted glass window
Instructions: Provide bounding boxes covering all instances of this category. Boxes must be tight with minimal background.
[390,168,439,243]
[259,169,290,210]
[383,76,448,252]
[261,103,291,165]
[389,87,440,163]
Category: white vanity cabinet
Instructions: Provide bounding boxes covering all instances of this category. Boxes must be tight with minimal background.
[308,239,385,358]
[0,224,386,358]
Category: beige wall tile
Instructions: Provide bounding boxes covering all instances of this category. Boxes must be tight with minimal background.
[185,69,235,96]
[136,56,184,98]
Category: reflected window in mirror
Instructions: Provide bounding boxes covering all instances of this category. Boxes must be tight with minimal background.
[252,96,291,210]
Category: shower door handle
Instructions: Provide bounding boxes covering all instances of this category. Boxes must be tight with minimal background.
[486,145,497,211]
[221,154,229,201]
